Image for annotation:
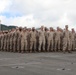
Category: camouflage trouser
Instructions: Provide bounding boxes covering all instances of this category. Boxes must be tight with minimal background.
[60,38,63,50]
[21,39,27,52]
[13,39,17,52]
[27,38,30,51]
[63,38,71,51]
[54,39,60,51]
[38,39,45,51]
[70,40,75,50]
[9,39,13,51]
[30,40,36,51]
[17,39,21,52]
[47,39,54,51]
[6,40,10,51]
[1,39,4,50]
[4,39,7,51]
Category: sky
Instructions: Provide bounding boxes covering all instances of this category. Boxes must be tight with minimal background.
[0,0,76,30]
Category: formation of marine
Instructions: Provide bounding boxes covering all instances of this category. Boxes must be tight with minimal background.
[0,25,76,53]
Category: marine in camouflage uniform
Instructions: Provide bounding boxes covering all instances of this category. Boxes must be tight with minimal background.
[29,27,37,52]
[63,25,72,53]
[17,27,22,53]
[70,28,76,51]
[38,26,45,52]
[54,27,62,51]
[47,27,55,52]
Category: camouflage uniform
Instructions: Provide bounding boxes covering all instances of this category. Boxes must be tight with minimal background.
[70,29,76,51]
[47,30,55,51]
[38,30,45,52]
[29,30,37,52]
[13,30,18,52]
[6,31,10,51]
[1,32,4,51]
[54,30,62,51]
[21,30,28,53]
[63,28,71,53]
[3,33,7,51]
[17,29,22,53]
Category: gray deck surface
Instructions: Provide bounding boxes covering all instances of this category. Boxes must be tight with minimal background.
[0,52,76,75]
